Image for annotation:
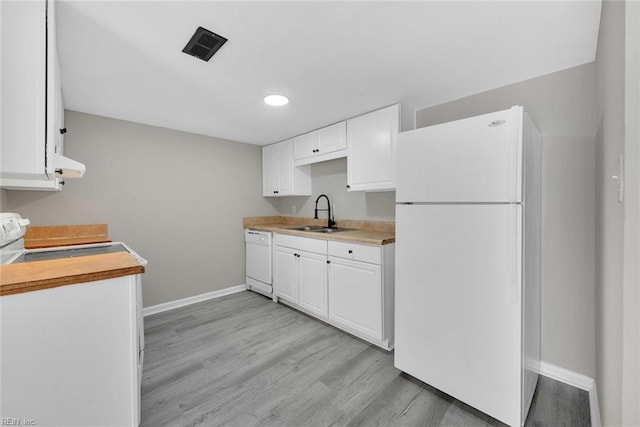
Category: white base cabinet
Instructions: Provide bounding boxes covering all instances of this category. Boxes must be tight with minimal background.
[272,233,395,349]
[328,257,382,340]
[298,251,328,318]
[1,275,144,426]
[274,245,299,303]
[274,234,328,318]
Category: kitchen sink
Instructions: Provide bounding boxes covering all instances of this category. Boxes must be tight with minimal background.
[310,227,355,233]
[285,225,354,233]
[285,225,325,231]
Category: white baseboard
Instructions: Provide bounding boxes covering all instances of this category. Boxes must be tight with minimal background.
[143,284,246,316]
[535,361,601,427]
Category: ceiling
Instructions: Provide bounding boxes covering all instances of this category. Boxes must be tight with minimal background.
[57,1,602,146]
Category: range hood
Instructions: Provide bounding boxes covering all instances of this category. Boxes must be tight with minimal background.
[52,153,86,178]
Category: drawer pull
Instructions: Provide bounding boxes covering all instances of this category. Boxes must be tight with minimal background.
[348,250,353,254]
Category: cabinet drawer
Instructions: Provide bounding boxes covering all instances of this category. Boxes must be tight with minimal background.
[328,240,381,264]
[274,233,327,254]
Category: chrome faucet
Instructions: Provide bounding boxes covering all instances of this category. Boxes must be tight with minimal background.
[314,194,336,228]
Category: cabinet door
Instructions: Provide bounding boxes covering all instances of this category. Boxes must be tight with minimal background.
[293,132,318,161]
[275,140,294,195]
[262,144,276,196]
[52,53,65,157]
[328,257,382,340]
[347,104,398,191]
[274,246,298,303]
[0,0,47,180]
[45,0,59,177]
[317,121,346,155]
[298,251,328,319]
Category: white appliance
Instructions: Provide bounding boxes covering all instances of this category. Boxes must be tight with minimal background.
[0,213,30,263]
[245,229,273,296]
[0,214,147,426]
[394,106,541,427]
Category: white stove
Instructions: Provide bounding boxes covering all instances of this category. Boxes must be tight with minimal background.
[0,212,30,264]
[0,213,147,266]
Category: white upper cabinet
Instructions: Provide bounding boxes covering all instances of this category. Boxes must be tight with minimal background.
[262,139,311,197]
[293,122,347,166]
[346,104,399,192]
[0,0,82,191]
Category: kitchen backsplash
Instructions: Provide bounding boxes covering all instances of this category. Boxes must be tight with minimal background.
[274,158,396,221]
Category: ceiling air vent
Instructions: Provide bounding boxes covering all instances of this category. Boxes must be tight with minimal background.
[182,26,227,62]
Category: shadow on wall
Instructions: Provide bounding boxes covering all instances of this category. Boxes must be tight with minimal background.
[4,191,62,220]
[365,192,396,218]
[272,158,396,221]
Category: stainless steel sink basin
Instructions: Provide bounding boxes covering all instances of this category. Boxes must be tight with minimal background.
[285,225,325,231]
[310,227,355,233]
[285,225,354,233]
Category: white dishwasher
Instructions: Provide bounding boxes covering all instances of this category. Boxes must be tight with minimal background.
[245,229,272,297]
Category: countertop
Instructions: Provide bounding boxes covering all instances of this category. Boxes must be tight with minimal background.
[243,216,395,245]
[0,252,145,297]
[24,224,110,249]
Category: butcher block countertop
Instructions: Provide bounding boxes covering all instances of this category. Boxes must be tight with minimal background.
[243,216,395,245]
[24,224,110,249]
[0,252,145,297]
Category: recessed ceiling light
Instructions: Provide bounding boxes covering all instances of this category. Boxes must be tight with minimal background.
[264,94,289,107]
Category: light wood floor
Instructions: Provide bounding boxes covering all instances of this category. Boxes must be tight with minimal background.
[141,291,590,427]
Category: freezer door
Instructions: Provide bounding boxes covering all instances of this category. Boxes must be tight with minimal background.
[395,204,523,427]
[396,107,523,203]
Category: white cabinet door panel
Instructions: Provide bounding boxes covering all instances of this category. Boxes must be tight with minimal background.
[347,105,398,191]
[274,246,298,303]
[262,144,276,196]
[298,252,328,318]
[275,140,294,195]
[293,132,318,161]
[328,258,382,340]
[263,139,310,197]
[317,121,346,155]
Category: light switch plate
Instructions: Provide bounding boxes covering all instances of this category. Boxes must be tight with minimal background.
[613,154,624,203]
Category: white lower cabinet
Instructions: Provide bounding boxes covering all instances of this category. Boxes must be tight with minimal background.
[274,234,328,318]
[328,257,382,340]
[272,233,394,349]
[298,251,328,318]
[274,245,298,303]
[1,275,144,426]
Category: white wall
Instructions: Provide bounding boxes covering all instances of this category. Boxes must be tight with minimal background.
[594,1,626,425]
[5,111,278,306]
[622,3,640,425]
[415,63,597,378]
[275,158,395,221]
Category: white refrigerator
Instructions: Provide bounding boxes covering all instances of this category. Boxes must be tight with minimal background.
[394,106,541,427]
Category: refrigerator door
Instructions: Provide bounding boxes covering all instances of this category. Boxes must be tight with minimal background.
[395,204,522,427]
[396,106,523,203]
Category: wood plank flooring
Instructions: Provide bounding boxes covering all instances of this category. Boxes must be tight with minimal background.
[141,291,590,427]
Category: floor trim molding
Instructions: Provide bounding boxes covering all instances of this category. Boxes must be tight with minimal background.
[143,285,246,317]
[535,361,601,427]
